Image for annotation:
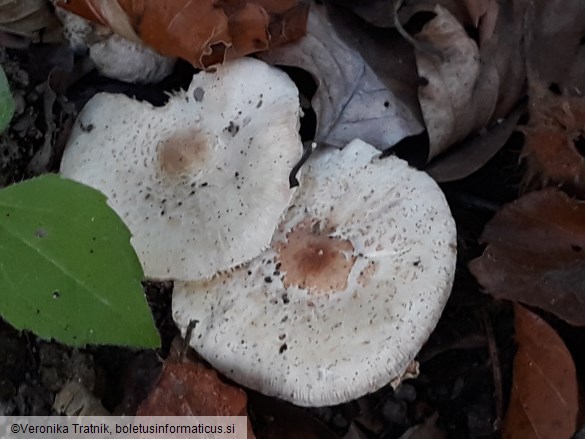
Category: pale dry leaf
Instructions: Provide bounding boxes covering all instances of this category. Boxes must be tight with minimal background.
[331,0,524,172]
[260,4,424,149]
[415,5,497,160]
[469,188,585,326]
[325,5,422,125]
[502,305,578,439]
[423,0,526,177]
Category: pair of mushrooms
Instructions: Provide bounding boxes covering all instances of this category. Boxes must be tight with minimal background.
[60,58,457,407]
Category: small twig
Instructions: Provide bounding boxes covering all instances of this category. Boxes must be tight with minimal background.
[289,141,317,188]
[481,308,503,433]
[180,319,199,359]
[392,0,445,62]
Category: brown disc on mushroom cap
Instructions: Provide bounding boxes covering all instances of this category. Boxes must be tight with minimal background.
[173,139,457,407]
[60,58,302,280]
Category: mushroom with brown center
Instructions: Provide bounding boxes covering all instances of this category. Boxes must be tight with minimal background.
[60,58,303,280]
[172,139,457,406]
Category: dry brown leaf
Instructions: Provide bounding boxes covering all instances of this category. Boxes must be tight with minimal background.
[469,189,585,326]
[57,0,308,69]
[259,4,424,149]
[502,305,578,439]
[137,360,248,417]
[138,359,256,438]
[522,84,585,196]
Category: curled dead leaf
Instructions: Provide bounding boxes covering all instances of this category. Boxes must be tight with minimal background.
[502,305,578,439]
[259,4,423,149]
[410,0,525,169]
[426,104,524,182]
[415,5,496,159]
[57,0,309,69]
[469,188,585,326]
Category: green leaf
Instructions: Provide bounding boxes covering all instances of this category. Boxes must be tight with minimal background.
[0,66,14,133]
[0,174,160,348]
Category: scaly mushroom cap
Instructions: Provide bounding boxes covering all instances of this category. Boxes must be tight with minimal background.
[60,58,302,280]
[173,139,457,406]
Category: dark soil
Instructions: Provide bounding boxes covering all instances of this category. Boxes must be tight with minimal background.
[0,40,570,439]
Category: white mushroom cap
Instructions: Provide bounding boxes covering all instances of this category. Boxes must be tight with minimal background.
[60,58,302,280]
[172,139,457,407]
